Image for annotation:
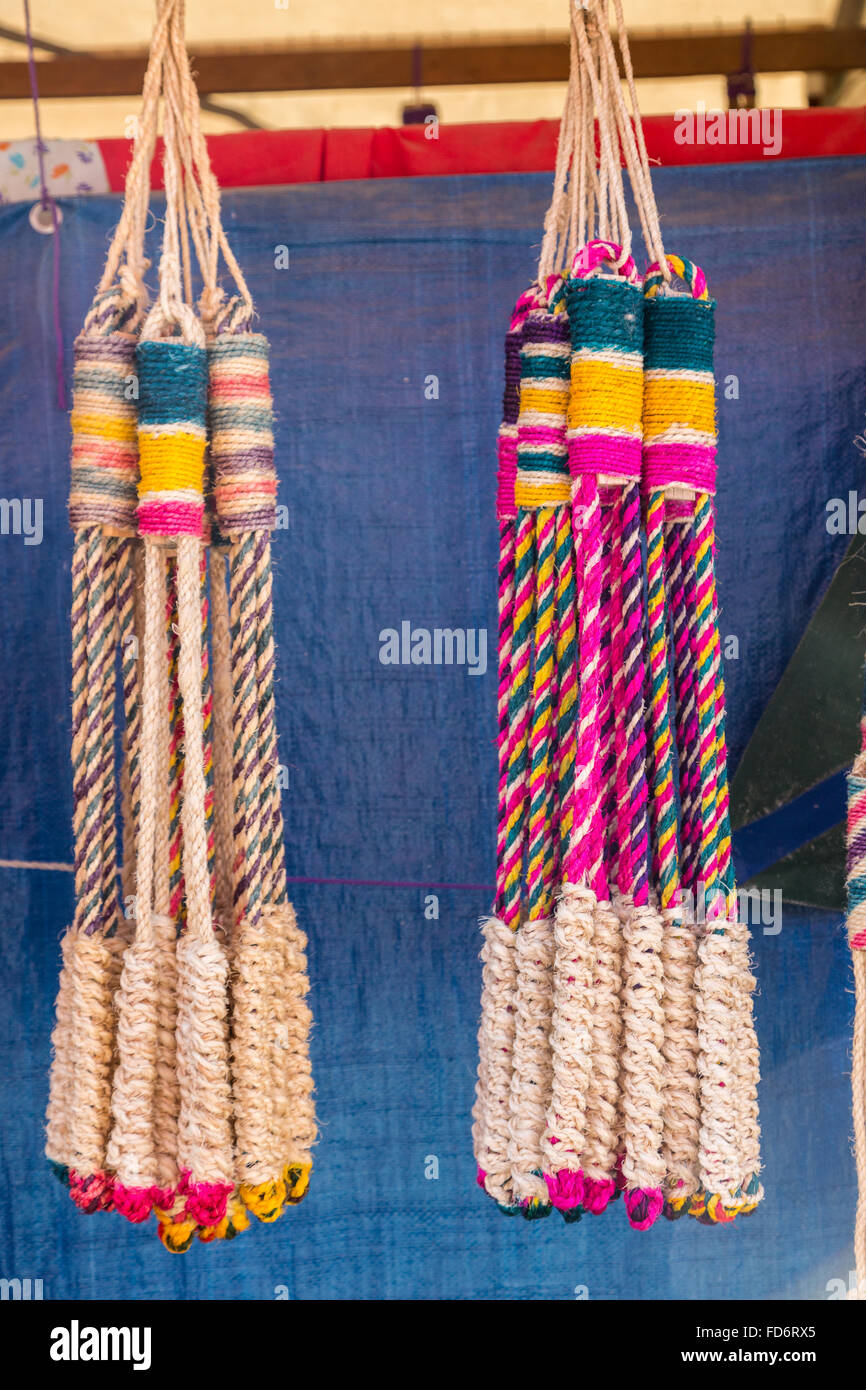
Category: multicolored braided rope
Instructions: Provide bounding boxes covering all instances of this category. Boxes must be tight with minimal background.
[509,282,572,1219]
[474,293,534,1214]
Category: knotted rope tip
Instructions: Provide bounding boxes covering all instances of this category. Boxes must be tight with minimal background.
[545,1168,585,1212]
[624,1187,665,1231]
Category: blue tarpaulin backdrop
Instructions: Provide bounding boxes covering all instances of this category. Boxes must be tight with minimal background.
[1,156,865,1300]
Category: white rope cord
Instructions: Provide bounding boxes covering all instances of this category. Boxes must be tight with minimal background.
[157,0,254,325]
[538,8,581,284]
[572,1,632,261]
[589,0,667,274]
[140,68,204,348]
[97,0,176,321]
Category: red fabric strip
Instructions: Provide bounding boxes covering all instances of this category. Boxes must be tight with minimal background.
[98,107,866,191]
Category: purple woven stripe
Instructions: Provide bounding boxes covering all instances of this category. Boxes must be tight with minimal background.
[502,328,523,425]
[74,332,136,364]
[212,445,275,478]
[522,313,571,349]
[69,503,136,530]
[848,826,866,866]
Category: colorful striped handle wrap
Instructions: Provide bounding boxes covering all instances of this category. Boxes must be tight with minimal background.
[642,267,717,504]
[565,274,644,486]
[208,332,277,536]
[136,341,208,538]
[68,333,140,534]
[514,309,572,510]
[496,318,524,524]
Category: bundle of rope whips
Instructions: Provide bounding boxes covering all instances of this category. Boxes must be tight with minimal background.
[472,0,762,1231]
[45,0,315,1253]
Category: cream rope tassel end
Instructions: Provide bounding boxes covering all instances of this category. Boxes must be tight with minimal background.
[473,916,519,1211]
[509,917,555,1215]
[271,902,316,1196]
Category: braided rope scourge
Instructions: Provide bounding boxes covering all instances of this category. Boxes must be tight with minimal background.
[47,0,316,1251]
[472,0,763,1245]
[568,250,666,1232]
[209,311,316,1220]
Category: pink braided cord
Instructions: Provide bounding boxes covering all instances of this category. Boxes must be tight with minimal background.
[568,475,603,888]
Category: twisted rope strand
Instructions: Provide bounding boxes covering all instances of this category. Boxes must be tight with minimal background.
[495,519,517,915]
[617,487,669,1229]
[501,510,536,927]
[526,509,557,921]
